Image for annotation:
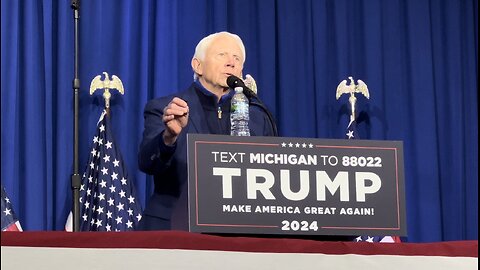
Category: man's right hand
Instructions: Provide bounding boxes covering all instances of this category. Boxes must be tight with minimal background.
[162,97,189,145]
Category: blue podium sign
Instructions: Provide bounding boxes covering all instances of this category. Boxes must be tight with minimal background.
[187,134,406,236]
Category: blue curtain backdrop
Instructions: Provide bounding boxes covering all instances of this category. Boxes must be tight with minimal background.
[1,0,477,242]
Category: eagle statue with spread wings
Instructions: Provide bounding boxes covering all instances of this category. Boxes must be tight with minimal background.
[89,72,124,109]
[336,76,369,121]
[336,76,369,100]
[243,74,257,95]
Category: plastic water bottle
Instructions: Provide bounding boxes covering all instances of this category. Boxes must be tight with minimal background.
[230,87,250,136]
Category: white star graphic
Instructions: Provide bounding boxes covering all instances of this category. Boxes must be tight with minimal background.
[99,180,107,188]
[119,190,126,198]
[3,208,11,216]
[346,130,354,139]
[126,220,133,228]
[103,155,110,163]
[281,142,287,147]
[116,202,124,211]
[99,125,105,132]
[127,195,135,204]
[113,159,120,167]
[115,216,123,224]
[101,167,108,175]
[107,198,115,206]
[105,141,113,149]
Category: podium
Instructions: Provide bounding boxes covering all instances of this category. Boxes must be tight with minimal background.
[187,134,407,237]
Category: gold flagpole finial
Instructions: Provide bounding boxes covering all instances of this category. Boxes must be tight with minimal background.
[89,72,125,110]
[243,74,257,95]
[336,76,370,122]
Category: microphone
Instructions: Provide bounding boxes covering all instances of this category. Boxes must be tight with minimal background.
[226,75,257,100]
[226,75,278,137]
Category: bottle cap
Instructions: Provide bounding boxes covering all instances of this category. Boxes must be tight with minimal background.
[234,87,243,93]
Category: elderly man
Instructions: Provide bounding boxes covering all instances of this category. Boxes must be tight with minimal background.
[138,31,275,230]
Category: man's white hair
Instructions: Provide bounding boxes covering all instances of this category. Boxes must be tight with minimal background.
[192,31,246,81]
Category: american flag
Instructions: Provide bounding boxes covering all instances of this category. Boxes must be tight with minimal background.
[1,184,22,231]
[76,110,142,231]
[354,236,399,243]
[345,115,401,243]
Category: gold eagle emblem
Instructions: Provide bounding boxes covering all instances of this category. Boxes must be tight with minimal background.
[336,76,370,122]
[89,72,124,108]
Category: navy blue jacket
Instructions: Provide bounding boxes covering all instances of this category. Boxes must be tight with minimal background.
[138,83,275,230]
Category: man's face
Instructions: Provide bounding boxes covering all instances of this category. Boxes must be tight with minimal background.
[195,35,244,92]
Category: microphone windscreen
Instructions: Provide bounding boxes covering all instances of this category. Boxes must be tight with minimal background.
[227,75,245,89]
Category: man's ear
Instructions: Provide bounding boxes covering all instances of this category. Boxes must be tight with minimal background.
[191,58,202,76]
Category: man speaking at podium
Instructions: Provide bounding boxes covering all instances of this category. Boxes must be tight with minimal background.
[138,31,275,231]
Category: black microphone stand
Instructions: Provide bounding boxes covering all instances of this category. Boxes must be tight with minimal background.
[70,0,81,232]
